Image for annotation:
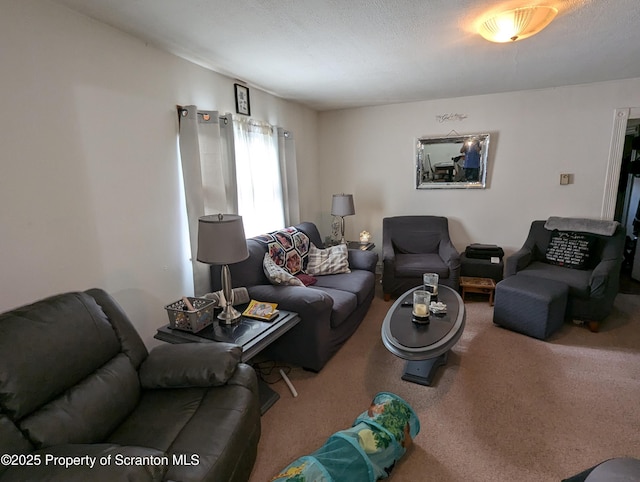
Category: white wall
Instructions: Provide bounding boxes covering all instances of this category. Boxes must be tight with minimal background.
[4,0,640,346]
[318,80,640,260]
[0,0,318,346]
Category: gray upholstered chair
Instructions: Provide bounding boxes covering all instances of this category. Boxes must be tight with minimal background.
[505,218,625,332]
[382,216,460,301]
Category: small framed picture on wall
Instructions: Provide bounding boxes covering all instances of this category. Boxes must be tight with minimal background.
[234,83,251,116]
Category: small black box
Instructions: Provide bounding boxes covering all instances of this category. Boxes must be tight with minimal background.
[464,243,504,260]
[461,252,504,282]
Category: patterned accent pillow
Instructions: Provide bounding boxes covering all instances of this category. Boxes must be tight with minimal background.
[544,230,597,270]
[263,253,304,286]
[254,227,311,275]
[306,243,351,276]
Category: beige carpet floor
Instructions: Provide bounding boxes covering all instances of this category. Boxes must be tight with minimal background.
[249,286,640,482]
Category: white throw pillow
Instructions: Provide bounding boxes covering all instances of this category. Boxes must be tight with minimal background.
[306,243,351,276]
[263,253,304,286]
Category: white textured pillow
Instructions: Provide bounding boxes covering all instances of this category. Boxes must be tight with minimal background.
[306,243,351,276]
[263,253,304,286]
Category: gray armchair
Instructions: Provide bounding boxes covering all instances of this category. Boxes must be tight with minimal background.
[382,216,460,301]
[506,219,625,331]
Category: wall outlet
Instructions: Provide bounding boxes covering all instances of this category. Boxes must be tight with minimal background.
[560,173,571,185]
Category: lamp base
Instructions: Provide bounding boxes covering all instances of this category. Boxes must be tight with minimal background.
[218,304,242,324]
[218,264,242,324]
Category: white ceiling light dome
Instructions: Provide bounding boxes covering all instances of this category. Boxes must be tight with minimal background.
[479,6,558,43]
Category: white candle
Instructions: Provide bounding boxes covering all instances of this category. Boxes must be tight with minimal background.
[414,303,428,317]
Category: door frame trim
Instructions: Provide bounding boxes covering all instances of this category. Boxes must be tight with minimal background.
[602,107,640,219]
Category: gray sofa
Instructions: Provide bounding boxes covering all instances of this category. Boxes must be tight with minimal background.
[211,222,378,372]
[505,219,625,330]
[0,289,260,482]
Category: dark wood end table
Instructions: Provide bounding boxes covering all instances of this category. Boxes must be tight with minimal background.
[346,241,375,251]
[155,309,300,414]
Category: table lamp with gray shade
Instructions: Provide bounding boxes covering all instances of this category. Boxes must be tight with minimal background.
[331,194,355,244]
[197,214,249,323]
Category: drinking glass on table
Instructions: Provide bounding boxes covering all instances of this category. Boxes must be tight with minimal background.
[423,273,439,301]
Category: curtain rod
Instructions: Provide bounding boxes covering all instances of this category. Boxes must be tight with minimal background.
[176,107,291,135]
[177,106,228,124]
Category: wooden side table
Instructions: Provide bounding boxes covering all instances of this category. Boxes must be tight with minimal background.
[460,276,496,305]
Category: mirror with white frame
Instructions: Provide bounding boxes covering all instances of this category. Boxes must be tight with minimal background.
[415,133,490,189]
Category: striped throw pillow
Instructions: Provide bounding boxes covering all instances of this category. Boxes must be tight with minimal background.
[306,243,351,276]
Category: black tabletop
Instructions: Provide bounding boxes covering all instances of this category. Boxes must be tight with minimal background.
[381,285,465,361]
[155,309,300,362]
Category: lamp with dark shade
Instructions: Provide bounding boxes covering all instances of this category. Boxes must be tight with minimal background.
[331,194,355,244]
[197,214,249,323]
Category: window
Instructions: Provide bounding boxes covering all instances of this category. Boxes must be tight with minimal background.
[178,107,297,294]
[232,117,285,237]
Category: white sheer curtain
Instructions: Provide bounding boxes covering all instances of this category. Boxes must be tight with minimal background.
[278,127,300,226]
[177,106,301,293]
[232,116,285,237]
[177,106,234,295]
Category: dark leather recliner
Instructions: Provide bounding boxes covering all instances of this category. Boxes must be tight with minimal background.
[382,216,461,300]
[0,289,260,482]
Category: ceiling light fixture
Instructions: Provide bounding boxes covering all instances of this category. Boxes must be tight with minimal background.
[479,6,558,43]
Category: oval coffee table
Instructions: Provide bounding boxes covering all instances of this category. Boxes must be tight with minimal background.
[381,285,466,386]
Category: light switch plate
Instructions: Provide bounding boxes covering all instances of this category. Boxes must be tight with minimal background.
[560,173,570,185]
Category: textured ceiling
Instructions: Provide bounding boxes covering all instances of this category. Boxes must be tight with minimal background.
[49,0,640,111]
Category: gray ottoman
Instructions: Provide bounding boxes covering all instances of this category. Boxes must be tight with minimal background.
[493,275,568,340]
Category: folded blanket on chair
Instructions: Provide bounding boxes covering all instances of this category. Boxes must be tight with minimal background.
[544,217,619,236]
